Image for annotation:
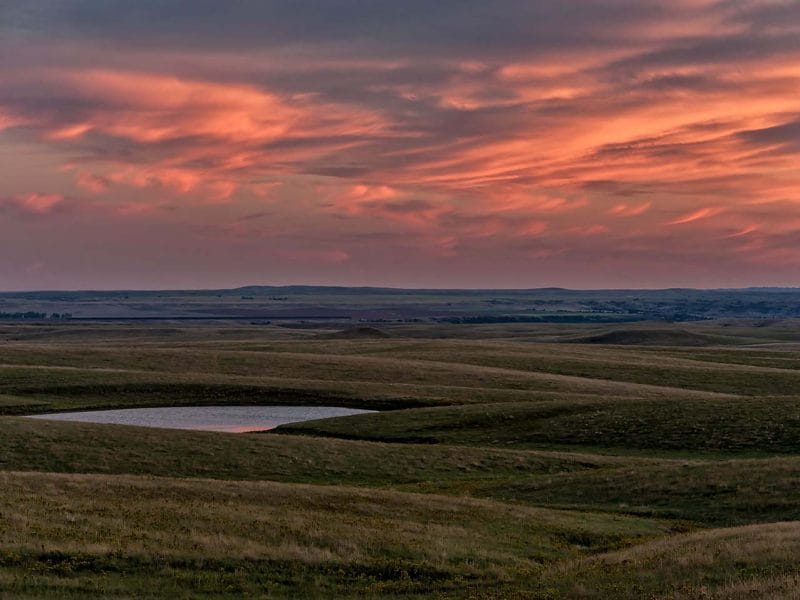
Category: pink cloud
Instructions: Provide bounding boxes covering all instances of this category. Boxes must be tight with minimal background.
[610,202,651,217]
[1,3,800,287]
[667,207,722,225]
[0,111,28,131]
[567,224,608,235]
[725,225,759,238]
[1,193,65,215]
[106,166,201,194]
[41,69,301,144]
[517,220,548,236]
[75,172,110,194]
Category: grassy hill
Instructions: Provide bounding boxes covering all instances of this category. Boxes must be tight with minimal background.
[2,319,800,597]
[0,471,670,598]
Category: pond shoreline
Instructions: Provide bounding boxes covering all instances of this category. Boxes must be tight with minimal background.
[26,405,376,433]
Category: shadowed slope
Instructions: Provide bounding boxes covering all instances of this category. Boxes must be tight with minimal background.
[476,457,800,526]
[279,397,800,457]
[0,417,622,485]
[534,521,800,599]
[561,328,733,347]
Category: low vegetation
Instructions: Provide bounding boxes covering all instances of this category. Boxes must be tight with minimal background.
[0,417,623,486]
[534,522,800,599]
[2,319,800,597]
[281,396,800,457]
[0,472,669,598]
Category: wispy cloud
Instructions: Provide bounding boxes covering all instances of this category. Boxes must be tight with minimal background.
[0,1,799,287]
[668,207,722,225]
[0,193,65,216]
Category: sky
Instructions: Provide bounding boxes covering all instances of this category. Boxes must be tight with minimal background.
[1,1,799,290]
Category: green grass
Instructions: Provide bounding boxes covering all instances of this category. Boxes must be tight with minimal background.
[0,335,736,417]
[0,417,623,486]
[368,340,800,396]
[280,397,800,457]
[14,417,800,530]
[3,320,800,597]
[0,338,746,408]
[0,471,671,599]
[473,456,800,526]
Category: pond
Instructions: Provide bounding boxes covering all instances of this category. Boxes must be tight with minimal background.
[27,405,375,433]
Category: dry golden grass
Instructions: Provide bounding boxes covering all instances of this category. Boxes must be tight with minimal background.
[3,321,800,597]
[537,521,800,599]
[0,343,726,400]
[697,573,800,599]
[0,471,668,598]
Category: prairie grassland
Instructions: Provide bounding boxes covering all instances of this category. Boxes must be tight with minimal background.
[634,345,800,370]
[535,521,800,599]
[11,418,800,529]
[1,332,746,417]
[3,320,800,597]
[0,471,669,598]
[474,456,800,526]
[0,417,629,485]
[0,343,735,401]
[363,340,800,395]
[281,396,800,457]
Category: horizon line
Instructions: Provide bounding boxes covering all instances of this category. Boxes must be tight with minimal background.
[1,284,799,294]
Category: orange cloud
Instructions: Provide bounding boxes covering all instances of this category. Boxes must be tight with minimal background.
[46,69,301,144]
[517,220,548,236]
[2,67,394,204]
[332,184,401,215]
[567,224,608,235]
[1,1,800,286]
[610,202,651,217]
[667,207,722,225]
[725,225,759,238]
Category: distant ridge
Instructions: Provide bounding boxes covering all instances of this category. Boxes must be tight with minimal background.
[320,327,391,339]
[562,328,734,346]
[2,286,800,322]
[1,285,799,296]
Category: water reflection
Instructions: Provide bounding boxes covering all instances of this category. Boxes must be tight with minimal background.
[28,405,374,433]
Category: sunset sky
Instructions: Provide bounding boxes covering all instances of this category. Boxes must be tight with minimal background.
[1,1,799,289]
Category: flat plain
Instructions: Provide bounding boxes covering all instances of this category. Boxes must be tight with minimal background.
[3,308,800,598]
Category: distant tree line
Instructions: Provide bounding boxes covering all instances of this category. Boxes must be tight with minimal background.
[436,315,644,324]
[0,312,72,320]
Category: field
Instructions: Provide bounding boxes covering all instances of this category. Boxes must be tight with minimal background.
[3,311,800,597]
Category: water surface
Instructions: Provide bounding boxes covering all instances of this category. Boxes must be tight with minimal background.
[28,405,374,433]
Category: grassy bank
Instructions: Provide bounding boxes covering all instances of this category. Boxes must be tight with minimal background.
[280,396,800,457]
